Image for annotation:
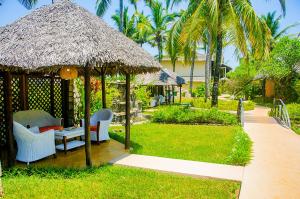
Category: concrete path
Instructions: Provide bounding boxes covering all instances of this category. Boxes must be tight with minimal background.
[240,106,300,198]
[110,154,244,181]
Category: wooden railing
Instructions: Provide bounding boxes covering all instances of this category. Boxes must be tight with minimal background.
[237,98,244,127]
[272,99,291,128]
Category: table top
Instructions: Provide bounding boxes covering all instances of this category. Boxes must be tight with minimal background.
[55,127,84,138]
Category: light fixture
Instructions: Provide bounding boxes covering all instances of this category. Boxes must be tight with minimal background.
[60,66,78,80]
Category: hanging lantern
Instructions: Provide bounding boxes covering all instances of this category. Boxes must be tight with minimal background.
[60,66,78,80]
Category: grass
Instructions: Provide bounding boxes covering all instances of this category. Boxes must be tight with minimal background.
[2,166,240,199]
[191,98,255,111]
[176,97,255,111]
[110,123,251,165]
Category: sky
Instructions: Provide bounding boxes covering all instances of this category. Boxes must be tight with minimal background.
[0,0,299,69]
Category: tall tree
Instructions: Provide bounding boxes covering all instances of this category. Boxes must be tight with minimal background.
[147,0,177,62]
[112,7,136,38]
[179,0,271,107]
[262,11,299,46]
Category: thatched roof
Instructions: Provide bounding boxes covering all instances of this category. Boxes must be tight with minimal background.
[0,0,160,74]
[136,68,186,86]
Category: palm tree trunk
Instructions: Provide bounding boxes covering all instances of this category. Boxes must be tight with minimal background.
[205,32,212,102]
[189,44,196,95]
[157,39,162,62]
[119,0,124,32]
[211,12,223,107]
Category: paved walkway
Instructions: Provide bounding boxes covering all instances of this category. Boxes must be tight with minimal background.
[240,106,300,198]
[110,154,244,181]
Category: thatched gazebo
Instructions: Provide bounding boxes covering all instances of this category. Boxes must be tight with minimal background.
[137,68,185,103]
[0,0,160,167]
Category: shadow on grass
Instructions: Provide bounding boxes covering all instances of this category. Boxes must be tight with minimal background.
[2,165,111,179]
[109,131,143,153]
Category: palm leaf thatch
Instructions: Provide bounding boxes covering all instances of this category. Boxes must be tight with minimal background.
[136,68,185,86]
[0,0,161,75]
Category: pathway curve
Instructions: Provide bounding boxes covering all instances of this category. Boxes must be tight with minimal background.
[110,154,244,181]
[240,106,300,198]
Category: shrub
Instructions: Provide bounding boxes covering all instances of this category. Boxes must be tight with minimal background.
[152,106,238,125]
[192,98,255,111]
[225,127,252,165]
[286,103,300,134]
[193,84,205,97]
[134,86,151,110]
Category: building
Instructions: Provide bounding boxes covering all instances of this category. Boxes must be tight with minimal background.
[161,54,232,84]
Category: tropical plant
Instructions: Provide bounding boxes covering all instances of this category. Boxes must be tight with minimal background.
[112,7,136,38]
[261,11,299,48]
[133,12,153,46]
[147,0,177,62]
[178,0,271,107]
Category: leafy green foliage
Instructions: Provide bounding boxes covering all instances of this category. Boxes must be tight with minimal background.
[260,37,300,102]
[193,83,205,97]
[287,103,300,134]
[226,127,252,166]
[2,166,240,199]
[111,123,251,165]
[151,106,238,125]
[73,78,120,124]
[134,86,151,109]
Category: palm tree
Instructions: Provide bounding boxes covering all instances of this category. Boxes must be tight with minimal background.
[262,11,299,47]
[180,0,271,107]
[133,12,153,46]
[147,0,177,62]
[112,7,136,38]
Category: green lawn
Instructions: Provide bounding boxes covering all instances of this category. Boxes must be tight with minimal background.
[176,97,255,111]
[110,123,251,165]
[2,166,240,199]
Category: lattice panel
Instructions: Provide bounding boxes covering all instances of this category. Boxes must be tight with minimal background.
[54,78,62,118]
[28,77,51,113]
[0,76,6,146]
[12,76,21,113]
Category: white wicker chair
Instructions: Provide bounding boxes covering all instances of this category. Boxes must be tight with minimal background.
[13,121,56,165]
[81,109,113,143]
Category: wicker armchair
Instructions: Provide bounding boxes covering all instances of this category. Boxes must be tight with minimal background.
[13,121,56,165]
[81,109,113,143]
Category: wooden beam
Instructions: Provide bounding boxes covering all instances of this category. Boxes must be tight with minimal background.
[101,67,107,109]
[125,73,130,150]
[19,73,28,110]
[84,66,92,167]
[4,72,15,167]
[172,85,175,104]
[50,75,55,116]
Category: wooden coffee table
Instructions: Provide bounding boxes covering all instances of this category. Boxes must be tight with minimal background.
[55,127,85,154]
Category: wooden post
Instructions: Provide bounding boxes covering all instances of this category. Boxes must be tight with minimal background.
[20,73,28,110]
[101,67,107,109]
[4,72,15,167]
[84,66,92,167]
[125,73,130,150]
[172,85,175,104]
[179,85,182,104]
[50,75,55,116]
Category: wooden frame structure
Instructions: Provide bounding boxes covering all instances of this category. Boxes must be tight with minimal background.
[0,0,160,167]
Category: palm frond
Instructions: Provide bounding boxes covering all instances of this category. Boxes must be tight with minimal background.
[96,0,111,17]
[18,0,38,10]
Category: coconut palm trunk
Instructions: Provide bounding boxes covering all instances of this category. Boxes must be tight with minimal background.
[189,43,196,95]
[119,0,124,32]
[211,9,223,107]
[205,32,212,102]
